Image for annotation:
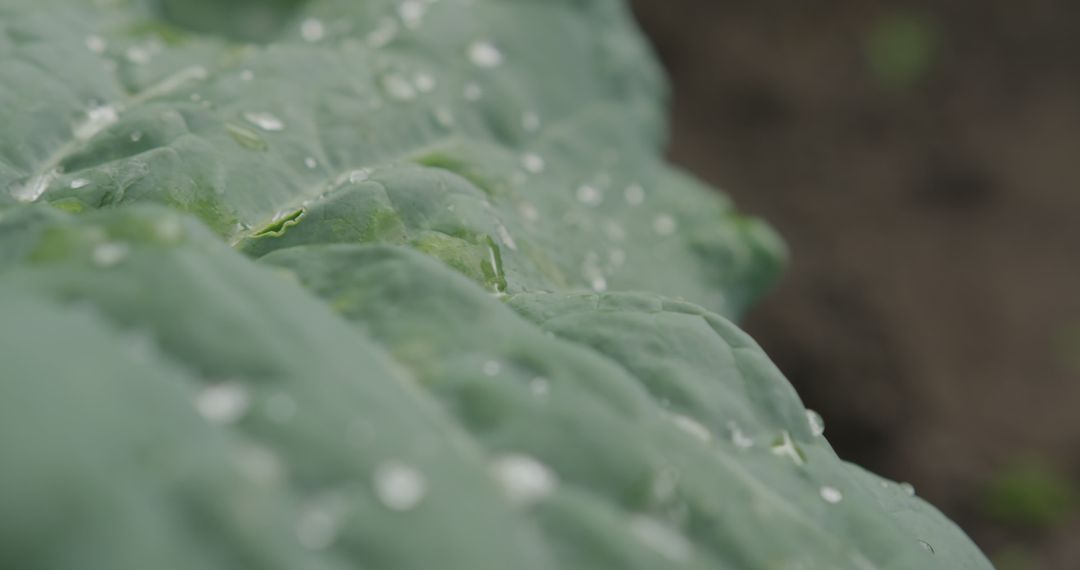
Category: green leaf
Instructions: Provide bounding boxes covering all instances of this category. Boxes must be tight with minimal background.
[0,0,990,568]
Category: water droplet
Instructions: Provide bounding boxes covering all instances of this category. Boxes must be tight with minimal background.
[240,69,255,81]
[669,413,712,443]
[519,202,540,222]
[194,382,250,425]
[381,74,416,100]
[433,107,455,127]
[413,72,436,93]
[529,377,550,398]
[295,506,340,550]
[304,157,318,169]
[367,18,399,48]
[576,184,603,206]
[522,153,545,174]
[130,130,143,142]
[820,486,843,504]
[629,516,692,562]
[522,111,541,132]
[899,482,916,496]
[243,111,284,132]
[300,18,326,42]
[490,454,557,506]
[624,184,646,205]
[70,178,90,190]
[349,169,372,184]
[463,82,483,101]
[918,540,935,554]
[125,45,151,64]
[483,360,502,376]
[92,242,130,268]
[373,461,427,511]
[770,430,805,465]
[398,0,427,29]
[85,35,107,54]
[12,170,57,202]
[265,392,297,423]
[582,251,608,292]
[728,421,754,449]
[75,104,119,140]
[653,214,678,236]
[468,40,504,68]
[155,217,184,243]
[806,409,825,437]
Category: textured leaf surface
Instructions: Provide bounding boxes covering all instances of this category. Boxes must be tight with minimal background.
[0,0,991,569]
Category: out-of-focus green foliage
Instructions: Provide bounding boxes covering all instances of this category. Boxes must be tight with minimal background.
[865,11,939,89]
[981,458,1077,529]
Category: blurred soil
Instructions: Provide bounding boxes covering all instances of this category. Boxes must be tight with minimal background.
[631,1,1080,567]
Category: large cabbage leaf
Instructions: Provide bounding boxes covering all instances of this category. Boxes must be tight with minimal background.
[0,0,991,568]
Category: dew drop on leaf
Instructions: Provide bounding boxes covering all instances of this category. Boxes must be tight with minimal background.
[521,153,545,174]
[367,18,399,48]
[194,382,250,425]
[92,242,130,268]
[468,40,504,68]
[382,74,417,100]
[806,409,825,437]
[300,18,326,42]
[413,72,436,93]
[243,112,285,132]
[653,214,677,236]
[433,107,455,127]
[490,454,557,506]
[669,413,712,443]
[373,461,427,511]
[349,169,372,184]
[576,184,603,206]
[125,45,151,64]
[398,0,427,29]
[12,170,57,202]
[820,486,843,504]
[629,516,692,562]
[75,104,119,140]
[85,35,106,54]
[728,421,754,449]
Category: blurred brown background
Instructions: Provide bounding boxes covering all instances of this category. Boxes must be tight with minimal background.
[629,1,1080,568]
